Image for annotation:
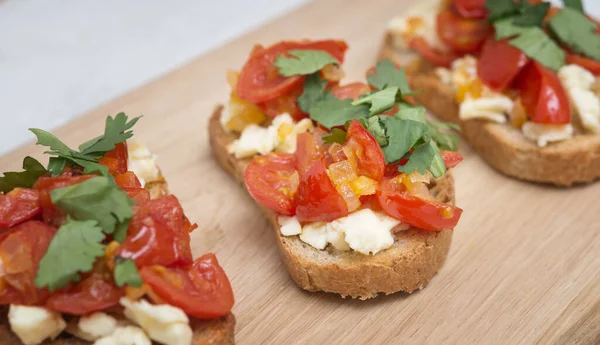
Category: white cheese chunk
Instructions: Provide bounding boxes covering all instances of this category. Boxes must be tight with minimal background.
[299,222,329,250]
[277,118,314,153]
[70,312,118,341]
[521,122,574,147]
[326,225,351,251]
[121,298,193,345]
[331,209,400,255]
[8,305,66,345]
[459,97,512,123]
[558,64,600,133]
[127,139,160,187]
[93,325,151,345]
[387,0,445,50]
[278,215,302,236]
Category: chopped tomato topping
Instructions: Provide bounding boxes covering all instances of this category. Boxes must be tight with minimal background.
[408,37,459,68]
[331,82,371,101]
[257,87,308,120]
[34,175,93,227]
[46,273,123,315]
[441,150,463,168]
[0,188,41,229]
[99,142,129,175]
[115,172,150,204]
[140,254,234,319]
[477,38,529,92]
[453,0,488,20]
[344,120,385,181]
[436,9,492,54]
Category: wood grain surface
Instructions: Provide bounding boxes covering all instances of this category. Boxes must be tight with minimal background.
[1,0,598,344]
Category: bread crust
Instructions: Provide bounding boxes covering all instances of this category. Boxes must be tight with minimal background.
[380,32,600,186]
[0,173,235,345]
[209,105,455,299]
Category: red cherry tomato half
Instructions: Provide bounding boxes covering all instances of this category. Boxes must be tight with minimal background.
[515,61,571,124]
[345,120,385,181]
[331,82,371,101]
[237,40,348,103]
[295,132,324,176]
[566,53,600,76]
[257,86,307,120]
[296,158,348,222]
[477,38,529,92]
[118,195,193,268]
[436,10,492,54]
[0,221,55,305]
[46,273,123,315]
[453,0,488,20]
[245,153,298,216]
[441,150,463,168]
[409,37,459,68]
[140,253,234,319]
[377,179,462,231]
[0,188,41,229]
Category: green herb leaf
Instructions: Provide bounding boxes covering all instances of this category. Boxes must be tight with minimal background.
[512,2,550,27]
[114,257,142,288]
[0,157,47,193]
[380,117,428,164]
[427,121,461,151]
[322,128,347,144]
[79,113,140,156]
[366,116,388,147]
[548,7,600,61]
[297,73,328,113]
[564,0,584,12]
[485,0,519,21]
[367,59,412,94]
[399,140,447,178]
[35,218,106,291]
[494,17,529,39]
[352,87,398,115]
[274,50,338,77]
[50,176,134,238]
[509,27,565,71]
[395,102,427,122]
[47,157,68,176]
[309,97,370,129]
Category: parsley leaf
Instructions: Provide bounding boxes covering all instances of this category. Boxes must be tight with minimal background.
[366,116,388,146]
[509,27,565,71]
[352,87,398,115]
[367,59,412,95]
[494,17,529,39]
[114,257,142,288]
[485,0,520,21]
[427,121,461,151]
[310,97,370,129]
[35,218,106,291]
[274,50,338,77]
[380,117,428,164]
[0,157,47,193]
[564,0,583,12]
[297,73,328,113]
[400,141,446,178]
[50,176,134,241]
[322,128,347,144]
[548,7,600,61]
[395,102,427,122]
[512,2,550,27]
[79,113,140,156]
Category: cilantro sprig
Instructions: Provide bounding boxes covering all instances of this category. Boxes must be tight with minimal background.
[114,257,143,288]
[0,157,47,193]
[274,50,338,77]
[548,7,600,61]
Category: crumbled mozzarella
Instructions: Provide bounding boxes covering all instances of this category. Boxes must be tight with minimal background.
[331,209,400,255]
[558,64,600,133]
[120,298,193,345]
[93,325,151,345]
[521,122,574,147]
[8,305,66,345]
[459,97,513,123]
[299,222,329,250]
[387,0,445,50]
[278,215,302,236]
[127,139,160,187]
[68,312,118,341]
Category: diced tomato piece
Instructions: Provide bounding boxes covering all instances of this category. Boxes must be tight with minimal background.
[344,120,385,181]
[114,172,150,204]
[257,87,307,120]
[453,0,488,20]
[477,38,529,92]
[99,142,128,175]
[515,61,571,124]
[46,273,123,315]
[0,188,41,229]
[566,53,600,76]
[237,40,348,103]
[296,158,348,222]
[0,221,55,305]
[295,132,324,176]
[409,37,459,68]
[245,153,298,216]
[436,9,492,53]
[441,150,463,168]
[331,82,371,101]
[140,254,234,319]
[34,175,93,226]
[118,196,192,268]
[377,179,462,231]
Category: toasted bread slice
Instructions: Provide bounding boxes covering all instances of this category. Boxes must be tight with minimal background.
[380,32,600,186]
[0,170,235,345]
[209,105,456,299]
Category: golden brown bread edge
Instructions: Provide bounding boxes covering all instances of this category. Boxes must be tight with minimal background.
[0,173,235,345]
[380,32,600,186]
[209,105,456,299]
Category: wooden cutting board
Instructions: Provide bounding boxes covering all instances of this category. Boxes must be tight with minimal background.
[2,0,599,343]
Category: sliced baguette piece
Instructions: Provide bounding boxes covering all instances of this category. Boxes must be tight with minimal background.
[209,105,456,299]
[379,32,600,186]
[0,167,235,345]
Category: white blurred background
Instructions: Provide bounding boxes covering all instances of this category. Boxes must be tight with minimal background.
[0,0,598,155]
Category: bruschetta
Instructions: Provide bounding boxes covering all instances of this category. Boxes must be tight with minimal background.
[380,0,600,186]
[0,114,235,345]
[209,39,464,299]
